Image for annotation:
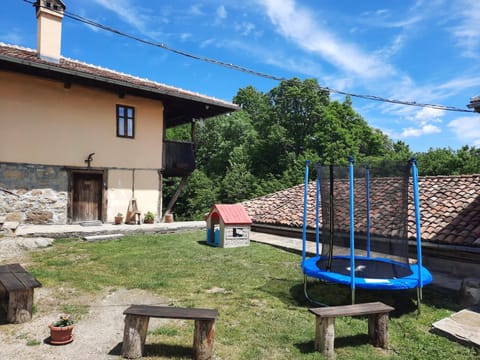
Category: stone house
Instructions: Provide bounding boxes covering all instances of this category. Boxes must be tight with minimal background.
[0,0,237,225]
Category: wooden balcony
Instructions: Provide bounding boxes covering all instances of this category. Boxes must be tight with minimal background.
[162,140,195,177]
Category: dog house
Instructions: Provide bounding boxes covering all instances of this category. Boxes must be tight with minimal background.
[205,204,252,248]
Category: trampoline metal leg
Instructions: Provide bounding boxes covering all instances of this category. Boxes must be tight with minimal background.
[416,287,422,314]
[304,275,327,307]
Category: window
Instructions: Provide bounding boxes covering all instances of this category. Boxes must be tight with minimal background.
[116,105,135,138]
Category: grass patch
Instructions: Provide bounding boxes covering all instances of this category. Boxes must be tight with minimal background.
[27,231,479,359]
[149,326,179,337]
[26,339,41,346]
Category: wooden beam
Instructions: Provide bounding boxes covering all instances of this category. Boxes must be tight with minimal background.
[163,176,188,217]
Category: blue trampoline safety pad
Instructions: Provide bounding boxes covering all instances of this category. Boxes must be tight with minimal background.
[302,255,433,290]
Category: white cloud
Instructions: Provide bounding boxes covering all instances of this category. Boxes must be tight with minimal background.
[256,0,395,79]
[189,5,204,16]
[235,22,256,36]
[217,5,228,20]
[179,33,192,42]
[451,0,480,57]
[401,124,441,137]
[381,106,445,139]
[200,38,216,49]
[437,75,480,94]
[376,34,406,59]
[220,38,324,78]
[359,9,422,28]
[448,116,480,146]
[0,30,24,44]
[92,0,151,33]
[413,107,445,123]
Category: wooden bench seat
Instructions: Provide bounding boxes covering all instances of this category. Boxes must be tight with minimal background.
[0,263,41,324]
[122,305,218,359]
[309,302,394,359]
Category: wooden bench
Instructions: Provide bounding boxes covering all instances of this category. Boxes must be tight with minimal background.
[122,305,218,359]
[309,302,394,359]
[0,263,42,324]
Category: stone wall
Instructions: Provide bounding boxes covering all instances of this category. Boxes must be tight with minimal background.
[0,162,68,224]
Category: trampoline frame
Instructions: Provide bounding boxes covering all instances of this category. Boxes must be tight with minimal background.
[301,157,432,310]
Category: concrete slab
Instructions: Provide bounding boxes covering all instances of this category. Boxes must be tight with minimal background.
[83,234,124,242]
[432,309,480,347]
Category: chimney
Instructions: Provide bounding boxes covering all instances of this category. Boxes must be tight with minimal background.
[35,0,66,63]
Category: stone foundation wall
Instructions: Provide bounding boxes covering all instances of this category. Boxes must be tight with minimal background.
[0,162,68,224]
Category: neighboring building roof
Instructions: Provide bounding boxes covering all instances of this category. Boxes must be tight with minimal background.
[243,175,480,247]
[208,204,252,225]
[0,43,239,127]
[467,95,480,113]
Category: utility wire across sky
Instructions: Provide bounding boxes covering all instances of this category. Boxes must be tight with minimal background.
[23,0,476,114]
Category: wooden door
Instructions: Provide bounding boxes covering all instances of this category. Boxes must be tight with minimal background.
[73,173,103,222]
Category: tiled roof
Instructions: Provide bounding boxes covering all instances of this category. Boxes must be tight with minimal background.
[243,175,480,247]
[467,95,480,112]
[207,204,252,225]
[0,43,238,125]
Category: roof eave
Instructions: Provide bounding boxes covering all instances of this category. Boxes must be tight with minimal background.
[0,53,239,127]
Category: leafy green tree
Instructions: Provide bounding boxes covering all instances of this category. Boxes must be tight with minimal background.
[268,78,329,156]
[415,146,480,175]
[167,78,480,221]
[195,111,257,178]
[168,169,218,220]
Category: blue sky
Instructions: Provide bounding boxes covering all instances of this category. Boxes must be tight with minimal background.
[2,0,480,152]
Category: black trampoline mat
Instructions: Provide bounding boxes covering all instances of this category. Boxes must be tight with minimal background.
[316,257,413,279]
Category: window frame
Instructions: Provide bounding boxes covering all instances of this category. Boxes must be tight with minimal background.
[116,104,135,139]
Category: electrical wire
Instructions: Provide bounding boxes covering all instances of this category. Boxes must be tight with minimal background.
[22,0,476,113]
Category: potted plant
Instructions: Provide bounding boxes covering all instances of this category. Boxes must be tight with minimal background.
[114,212,124,225]
[143,211,155,224]
[49,314,74,345]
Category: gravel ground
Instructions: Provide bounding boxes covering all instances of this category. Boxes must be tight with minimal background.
[0,236,169,359]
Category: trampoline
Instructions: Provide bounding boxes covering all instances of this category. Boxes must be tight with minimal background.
[301,157,432,307]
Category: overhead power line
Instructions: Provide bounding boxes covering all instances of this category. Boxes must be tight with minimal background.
[23,0,476,114]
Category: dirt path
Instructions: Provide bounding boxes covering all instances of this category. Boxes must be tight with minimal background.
[0,237,169,359]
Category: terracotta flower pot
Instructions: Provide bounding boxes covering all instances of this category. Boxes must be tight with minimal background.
[49,324,74,345]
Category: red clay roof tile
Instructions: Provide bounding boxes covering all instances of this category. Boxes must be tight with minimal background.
[243,175,480,247]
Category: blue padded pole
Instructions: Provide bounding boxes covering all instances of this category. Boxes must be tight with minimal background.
[366,165,371,258]
[411,158,424,291]
[302,160,310,263]
[349,156,356,304]
[315,171,321,256]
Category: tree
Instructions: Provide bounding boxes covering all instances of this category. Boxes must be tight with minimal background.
[269,78,329,156]
[415,146,480,175]
[167,169,218,220]
[195,111,257,178]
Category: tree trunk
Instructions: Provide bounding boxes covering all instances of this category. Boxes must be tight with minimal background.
[193,319,216,360]
[122,315,149,359]
[315,316,336,359]
[368,313,389,348]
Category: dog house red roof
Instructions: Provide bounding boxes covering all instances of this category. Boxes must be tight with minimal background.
[207,204,252,225]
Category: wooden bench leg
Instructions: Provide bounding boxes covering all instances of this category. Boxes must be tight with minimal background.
[122,315,149,359]
[314,316,336,359]
[368,313,389,348]
[193,319,216,360]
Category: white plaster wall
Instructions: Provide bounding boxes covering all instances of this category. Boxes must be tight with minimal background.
[0,71,164,169]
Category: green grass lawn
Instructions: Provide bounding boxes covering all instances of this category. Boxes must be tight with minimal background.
[27,231,478,359]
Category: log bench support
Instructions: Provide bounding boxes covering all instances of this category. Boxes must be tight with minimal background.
[122,305,217,360]
[309,302,394,360]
